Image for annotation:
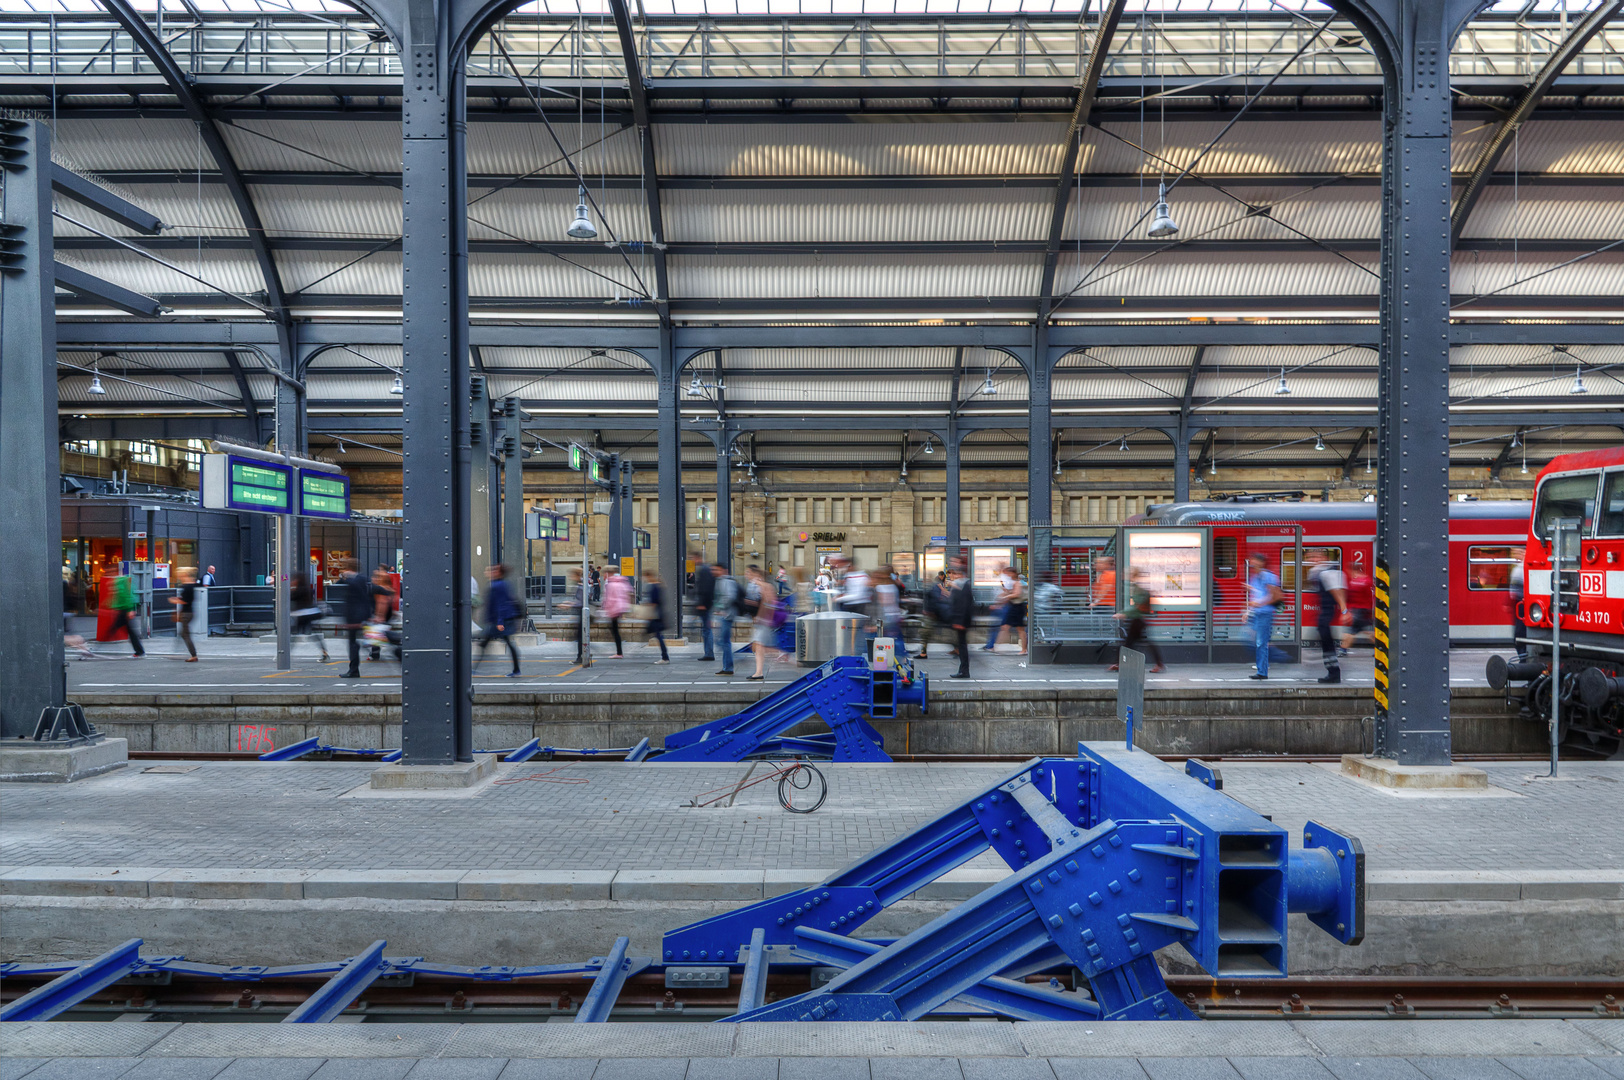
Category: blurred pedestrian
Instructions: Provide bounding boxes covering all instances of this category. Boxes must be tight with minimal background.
[170,565,199,662]
[1247,553,1284,680]
[290,572,329,662]
[745,565,778,679]
[947,563,973,679]
[1307,549,1346,684]
[475,563,523,677]
[564,569,586,665]
[106,572,144,658]
[643,569,670,663]
[713,562,739,676]
[693,556,717,662]
[602,570,632,657]
[875,566,907,658]
[338,559,380,678]
[1112,568,1166,673]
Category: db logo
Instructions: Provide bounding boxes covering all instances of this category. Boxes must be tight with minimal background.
[1580,571,1604,596]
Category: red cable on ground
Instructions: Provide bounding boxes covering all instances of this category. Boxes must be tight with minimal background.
[494,765,590,786]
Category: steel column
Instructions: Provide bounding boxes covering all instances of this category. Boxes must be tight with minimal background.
[470,375,493,570]
[1026,347,1052,529]
[399,14,473,765]
[715,438,732,570]
[657,335,683,628]
[944,430,962,567]
[503,400,525,573]
[0,119,65,739]
[1362,0,1475,765]
[1171,427,1191,503]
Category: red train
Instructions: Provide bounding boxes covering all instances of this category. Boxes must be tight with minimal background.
[1141,499,1531,646]
[1487,446,1624,756]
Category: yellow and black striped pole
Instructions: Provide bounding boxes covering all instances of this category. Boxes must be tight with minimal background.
[1372,561,1390,716]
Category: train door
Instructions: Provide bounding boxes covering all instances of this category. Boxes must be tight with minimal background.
[1229,526,1302,659]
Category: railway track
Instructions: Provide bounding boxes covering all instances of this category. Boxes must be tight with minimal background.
[3,970,1619,1023]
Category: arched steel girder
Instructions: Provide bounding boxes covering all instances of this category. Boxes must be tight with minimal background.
[1450,0,1623,245]
[1036,0,1128,324]
[97,0,292,358]
[607,0,671,322]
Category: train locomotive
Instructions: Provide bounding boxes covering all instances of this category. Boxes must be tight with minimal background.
[1486,447,1624,758]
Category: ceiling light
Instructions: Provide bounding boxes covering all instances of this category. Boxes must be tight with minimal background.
[567,188,597,240]
[1119,436,1129,452]
[87,371,106,395]
[1570,365,1588,395]
[687,372,703,396]
[1147,182,1179,240]
[1509,430,1520,449]
[1314,433,1325,451]
[1209,457,1217,475]
[924,438,934,455]
[1054,457,1063,476]
[982,372,996,396]
[900,461,908,478]
[337,440,347,454]
[389,374,403,396]
[1274,368,1291,396]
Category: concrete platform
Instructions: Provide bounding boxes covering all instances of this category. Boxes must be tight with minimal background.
[63,641,1545,759]
[3,758,1620,976]
[2,1019,1622,1078]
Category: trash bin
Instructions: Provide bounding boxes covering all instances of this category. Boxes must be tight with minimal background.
[795,612,865,667]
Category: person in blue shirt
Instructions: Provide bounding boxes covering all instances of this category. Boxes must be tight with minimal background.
[476,563,523,677]
[1246,553,1285,679]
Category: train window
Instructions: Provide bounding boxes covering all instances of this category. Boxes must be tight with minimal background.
[1534,473,1599,539]
[1282,547,1342,590]
[1213,536,1238,579]
[1600,472,1624,537]
[1467,546,1523,590]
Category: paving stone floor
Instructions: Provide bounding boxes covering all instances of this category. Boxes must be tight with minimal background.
[4,1056,1624,1080]
[63,637,1506,695]
[2,758,1619,873]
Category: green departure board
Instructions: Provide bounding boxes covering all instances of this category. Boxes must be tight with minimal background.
[230,460,291,512]
[299,470,350,519]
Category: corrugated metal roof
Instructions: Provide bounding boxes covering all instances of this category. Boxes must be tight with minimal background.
[655,122,1069,177]
[1052,372,1182,400]
[485,374,656,403]
[1451,343,1624,368]
[670,253,1040,297]
[1460,184,1624,241]
[304,374,407,402]
[56,248,266,295]
[468,122,643,177]
[51,117,207,172]
[1196,372,1375,398]
[1082,119,1382,176]
[257,184,401,239]
[304,344,400,369]
[278,250,402,295]
[1455,251,1624,296]
[1054,249,1379,297]
[471,253,644,298]
[56,371,243,406]
[478,347,653,371]
[1055,346,1197,369]
[1203,344,1378,367]
[469,185,651,245]
[221,120,404,173]
[663,186,1049,243]
[715,347,960,370]
[53,182,246,240]
[1064,183,1379,241]
[1493,119,1624,174]
[720,375,955,403]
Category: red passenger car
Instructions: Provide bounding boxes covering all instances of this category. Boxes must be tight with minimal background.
[1142,499,1531,646]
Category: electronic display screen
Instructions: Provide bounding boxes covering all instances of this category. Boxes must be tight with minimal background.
[227,459,291,513]
[299,470,350,520]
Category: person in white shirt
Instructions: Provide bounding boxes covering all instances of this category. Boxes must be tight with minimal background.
[1308,550,1347,684]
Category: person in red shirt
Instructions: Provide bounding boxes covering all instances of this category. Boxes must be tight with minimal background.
[1342,563,1374,652]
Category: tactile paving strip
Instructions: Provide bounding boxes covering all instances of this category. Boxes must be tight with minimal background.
[143,1022,457,1058]
[439,1022,737,1059]
[1018,1020,1315,1058]
[0,1021,178,1058]
[1569,1019,1624,1054]
[732,1021,1026,1058]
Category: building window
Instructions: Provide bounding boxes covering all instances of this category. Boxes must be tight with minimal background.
[64,439,98,456]
[997,498,1010,523]
[778,541,790,565]
[870,498,883,524]
[646,499,657,525]
[129,441,160,465]
[776,498,789,523]
[1015,497,1028,524]
[794,499,807,524]
[832,498,846,524]
[850,499,864,524]
[813,499,827,524]
[962,498,973,524]
[1088,497,1102,523]
[793,545,805,567]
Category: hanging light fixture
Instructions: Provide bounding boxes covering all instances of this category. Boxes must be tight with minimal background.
[389,374,403,396]
[337,439,347,454]
[900,460,908,479]
[87,369,107,395]
[1274,368,1291,396]
[1314,432,1326,451]
[1054,457,1063,476]
[1570,364,1588,395]
[924,436,934,454]
[567,187,597,240]
[1209,457,1217,476]
[1147,182,1179,239]
[982,371,997,396]
[687,372,703,397]
[1119,435,1129,452]
[1509,430,1521,449]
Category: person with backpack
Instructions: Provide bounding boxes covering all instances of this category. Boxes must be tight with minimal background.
[1307,549,1347,684]
[601,571,632,658]
[475,563,523,677]
[712,562,739,676]
[106,573,144,657]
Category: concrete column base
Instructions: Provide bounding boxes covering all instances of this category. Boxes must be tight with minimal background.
[370,753,496,790]
[1340,754,1488,790]
[0,738,128,783]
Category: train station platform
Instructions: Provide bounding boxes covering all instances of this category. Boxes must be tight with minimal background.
[5,1018,1624,1078]
[62,643,1546,759]
[4,757,1621,978]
